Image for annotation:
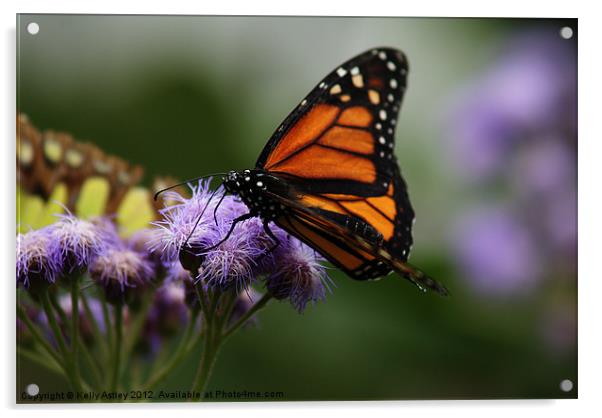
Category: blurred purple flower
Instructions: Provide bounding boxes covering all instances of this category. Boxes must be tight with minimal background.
[448,30,576,180]
[165,260,190,283]
[447,28,577,298]
[146,282,188,336]
[228,287,263,328]
[127,228,167,276]
[513,136,576,198]
[542,188,577,257]
[55,293,107,345]
[453,207,542,295]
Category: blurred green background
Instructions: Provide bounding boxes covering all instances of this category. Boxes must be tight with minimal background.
[17,15,577,400]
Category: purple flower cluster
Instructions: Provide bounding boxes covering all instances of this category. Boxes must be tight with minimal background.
[151,179,331,313]
[447,29,577,296]
[17,213,155,304]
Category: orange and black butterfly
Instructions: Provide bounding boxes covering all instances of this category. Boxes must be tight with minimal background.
[215,47,448,295]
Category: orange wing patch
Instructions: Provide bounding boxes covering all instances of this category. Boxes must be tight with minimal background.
[271,146,376,183]
[340,200,395,240]
[337,106,372,127]
[318,126,374,155]
[300,194,347,215]
[265,104,340,169]
[366,194,396,220]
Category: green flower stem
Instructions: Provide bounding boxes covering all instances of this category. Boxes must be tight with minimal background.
[18,347,65,376]
[189,291,272,399]
[16,304,64,367]
[49,293,69,324]
[41,292,83,392]
[41,292,69,358]
[222,293,272,340]
[190,317,221,398]
[220,291,238,328]
[99,293,114,353]
[194,280,211,323]
[70,278,81,385]
[208,288,222,317]
[110,304,123,392]
[143,310,200,391]
[78,339,103,391]
[122,292,154,377]
[80,291,109,361]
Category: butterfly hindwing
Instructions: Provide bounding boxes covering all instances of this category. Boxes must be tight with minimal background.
[266,190,447,295]
[256,48,408,197]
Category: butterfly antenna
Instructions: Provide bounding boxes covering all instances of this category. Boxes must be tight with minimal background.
[212,189,228,226]
[182,184,223,248]
[153,172,227,201]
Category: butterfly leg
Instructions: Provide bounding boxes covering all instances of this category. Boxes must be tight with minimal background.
[203,212,254,251]
[260,221,281,258]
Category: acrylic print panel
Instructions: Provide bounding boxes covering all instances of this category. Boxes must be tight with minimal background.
[16,15,577,403]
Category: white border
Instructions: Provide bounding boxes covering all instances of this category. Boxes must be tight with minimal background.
[2,1,599,417]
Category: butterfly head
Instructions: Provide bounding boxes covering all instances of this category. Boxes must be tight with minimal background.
[222,170,243,194]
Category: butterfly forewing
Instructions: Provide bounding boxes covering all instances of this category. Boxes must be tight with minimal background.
[256,48,408,197]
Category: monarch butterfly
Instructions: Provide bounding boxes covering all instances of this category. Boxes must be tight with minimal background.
[16,114,176,236]
[196,48,448,295]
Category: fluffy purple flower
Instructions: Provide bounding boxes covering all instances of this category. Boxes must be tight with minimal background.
[153,180,274,291]
[452,207,542,295]
[17,228,60,291]
[266,239,332,313]
[152,179,332,312]
[150,180,223,264]
[89,243,154,305]
[198,214,268,291]
[47,213,108,274]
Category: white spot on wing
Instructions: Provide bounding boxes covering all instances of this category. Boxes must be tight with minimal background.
[336,67,347,77]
